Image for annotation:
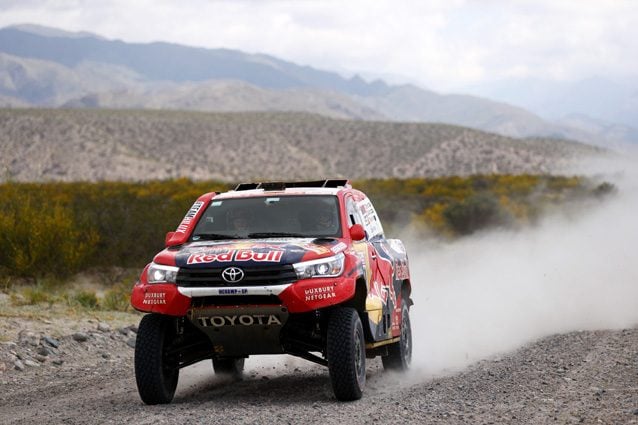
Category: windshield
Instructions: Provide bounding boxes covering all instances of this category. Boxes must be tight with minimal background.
[191,195,341,240]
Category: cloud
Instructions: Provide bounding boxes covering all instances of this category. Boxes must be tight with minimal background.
[0,0,637,91]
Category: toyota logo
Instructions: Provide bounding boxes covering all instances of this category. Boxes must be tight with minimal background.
[221,267,244,283]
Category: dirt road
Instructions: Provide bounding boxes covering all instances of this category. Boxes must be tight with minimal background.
[1,320,637,425]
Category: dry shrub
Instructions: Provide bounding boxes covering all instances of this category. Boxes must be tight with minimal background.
[0,176,612,280]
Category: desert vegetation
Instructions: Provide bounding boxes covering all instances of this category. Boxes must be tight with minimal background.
[0,175,612,285]
[357,175,613,236]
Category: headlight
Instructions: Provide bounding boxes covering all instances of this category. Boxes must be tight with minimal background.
[147,263,179,284]
[293,253,345,279]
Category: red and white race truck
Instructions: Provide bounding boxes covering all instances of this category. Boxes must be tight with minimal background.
[131,180,413,403]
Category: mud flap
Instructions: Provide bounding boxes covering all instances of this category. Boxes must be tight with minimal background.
[188,306,289,356]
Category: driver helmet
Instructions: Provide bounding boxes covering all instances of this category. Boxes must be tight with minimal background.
[315,204,336,229]
[228,208,252,231]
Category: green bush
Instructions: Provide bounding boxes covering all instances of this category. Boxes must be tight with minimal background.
[19,285,54,305]
[0,179,229,278]
[0,192,99,277]
[72,290,99,309]
[101,281,133,312]
[0,175,611,280]
[443,193,510,235]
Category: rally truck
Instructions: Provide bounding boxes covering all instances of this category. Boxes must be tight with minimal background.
[131,180,413,403]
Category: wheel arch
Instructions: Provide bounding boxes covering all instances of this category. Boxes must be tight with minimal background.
[401,279,413,308]
[342,275,373,342]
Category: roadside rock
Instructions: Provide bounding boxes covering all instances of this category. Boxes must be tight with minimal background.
[97,322,111,332]
[43,337,60,348]
[36,346,50,356]
[72,333,89,342]
[24,360,40,368]
[1,341,18,350]
[14,359,24,371]
[18,331,39,347]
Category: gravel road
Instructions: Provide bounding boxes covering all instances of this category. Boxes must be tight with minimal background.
[1,320,637,425]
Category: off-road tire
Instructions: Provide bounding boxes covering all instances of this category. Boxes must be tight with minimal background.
[382,300,412,371]
[213,357,245,379]
[327,307,366,401]
[134,314,180,405]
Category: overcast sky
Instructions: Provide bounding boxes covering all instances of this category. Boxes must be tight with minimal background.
[1,0,637,91]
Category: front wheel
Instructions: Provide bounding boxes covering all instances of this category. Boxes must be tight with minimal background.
[327,307,366,401]
[134,314,180,405]
[382,300,412,371]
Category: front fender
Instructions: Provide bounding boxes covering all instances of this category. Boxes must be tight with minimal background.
[278,276,357,313]
[130,264,191,316]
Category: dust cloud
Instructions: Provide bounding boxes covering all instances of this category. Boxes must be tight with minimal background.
[180,157,638,391]
[408,157,638,375]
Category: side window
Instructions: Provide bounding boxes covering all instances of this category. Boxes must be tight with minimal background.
[356,197,384,240]
[345,197,364,227]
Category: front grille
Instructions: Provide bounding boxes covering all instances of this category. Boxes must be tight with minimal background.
[177,265,297,287]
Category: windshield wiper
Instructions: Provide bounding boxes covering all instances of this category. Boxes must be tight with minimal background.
[194,233,244,240]
[247,232,306,238]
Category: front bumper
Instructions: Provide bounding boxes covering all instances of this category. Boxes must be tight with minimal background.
[131,276,357,316]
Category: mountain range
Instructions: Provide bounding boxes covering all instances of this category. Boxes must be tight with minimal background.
[0,23,636,148]
[463,77,638,129]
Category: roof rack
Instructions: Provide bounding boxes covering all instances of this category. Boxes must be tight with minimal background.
[234,179,350,191]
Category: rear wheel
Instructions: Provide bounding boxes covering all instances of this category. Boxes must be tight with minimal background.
[213,357,245,379]
[327,307,366,401]
[382,300,412,371]
[134,314,180,405]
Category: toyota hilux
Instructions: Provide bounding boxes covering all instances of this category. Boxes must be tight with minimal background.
[131,180,413,403]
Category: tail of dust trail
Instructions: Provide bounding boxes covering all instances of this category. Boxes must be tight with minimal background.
[179,156,638,387]
[408,157,638,375]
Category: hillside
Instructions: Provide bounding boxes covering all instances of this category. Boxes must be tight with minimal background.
[0,109,604,183]
[61,80,385,121]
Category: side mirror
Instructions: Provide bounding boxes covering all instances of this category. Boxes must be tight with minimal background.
[349,224,366,241]
[165,231,176,246]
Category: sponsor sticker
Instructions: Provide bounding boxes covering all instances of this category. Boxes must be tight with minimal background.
[187,249,284,264]
[395,260,410,280]
[330,242,348,254]
[356,199,383,238]
[304,285,337,302]
[176,201,205,234]
[143,292,166,305]
[217,288,249,295]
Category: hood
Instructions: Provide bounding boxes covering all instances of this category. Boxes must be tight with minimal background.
[155,238,346,268]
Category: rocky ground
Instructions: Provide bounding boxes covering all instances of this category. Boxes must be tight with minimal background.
[1,299,637,425]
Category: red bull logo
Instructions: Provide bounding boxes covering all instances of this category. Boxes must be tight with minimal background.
[187,249,284,264]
